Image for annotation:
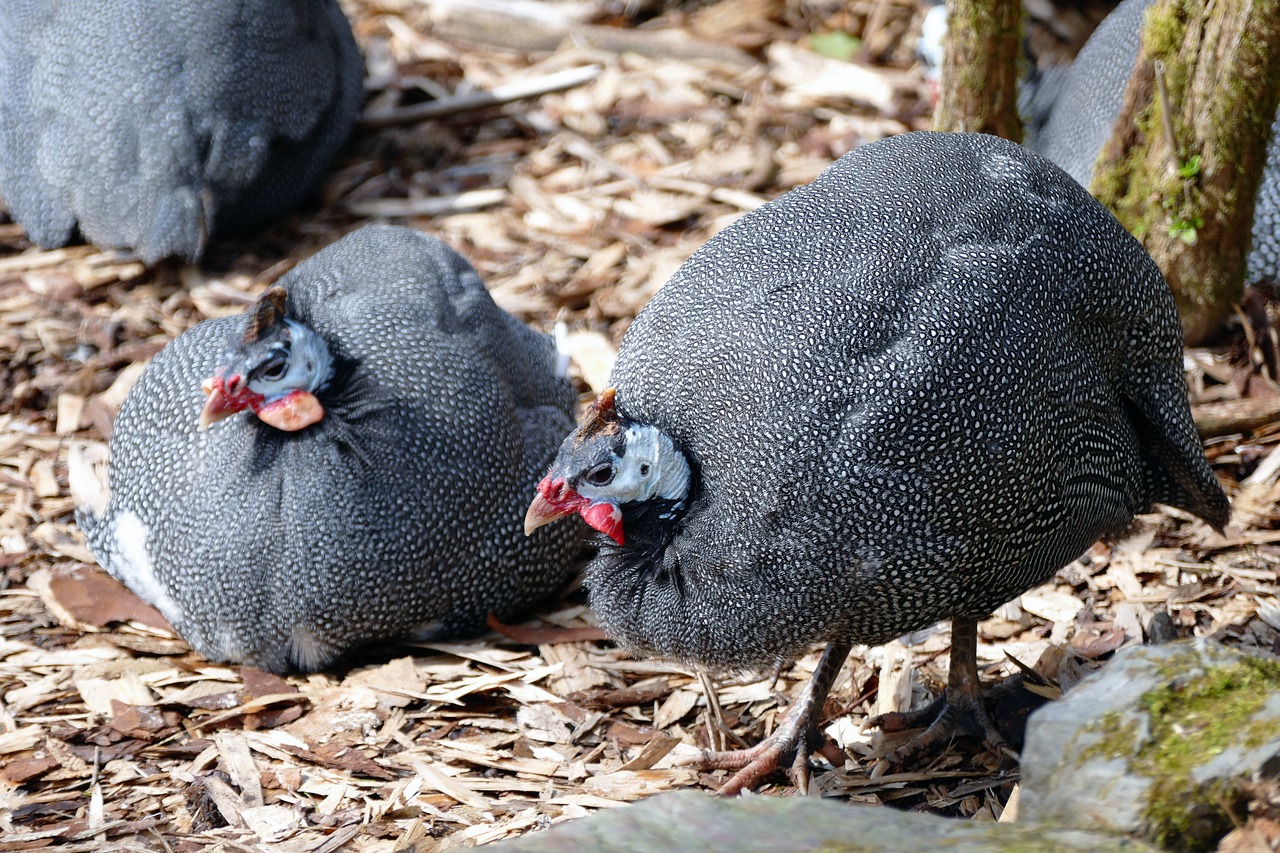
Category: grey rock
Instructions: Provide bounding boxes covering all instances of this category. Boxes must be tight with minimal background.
[0,0,363,264]
[1020,638,1280,850]
[78,225,580,673]
[494,790,1144,853]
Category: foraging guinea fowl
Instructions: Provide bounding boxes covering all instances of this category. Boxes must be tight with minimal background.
[526,132,1229,793]
[77,225,580,673]
[0,0,363,264]
[1033,0,1280,286]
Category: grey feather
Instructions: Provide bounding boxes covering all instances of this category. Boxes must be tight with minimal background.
[79,225,580,673]
[587,132,1228,671]
[0,0,363,264]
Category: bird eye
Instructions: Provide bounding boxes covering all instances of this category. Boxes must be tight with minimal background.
[584,463,614,487]
[256,355,289,382]
[639,463,651,477]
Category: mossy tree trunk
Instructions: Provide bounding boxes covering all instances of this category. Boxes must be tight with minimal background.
[933,0,1024,142]
[1091,0,1280,345]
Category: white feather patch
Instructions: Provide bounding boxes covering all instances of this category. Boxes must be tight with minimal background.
[577,424,690,505]
[111,512,183,623]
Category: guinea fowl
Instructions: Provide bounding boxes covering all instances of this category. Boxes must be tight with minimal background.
[0,0,363,264]
[78,225,580,673]
[526,132,1230,793]
[1031,0,1280,286]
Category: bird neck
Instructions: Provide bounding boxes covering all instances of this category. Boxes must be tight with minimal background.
[615,494,687,555]
[284,319,336,396]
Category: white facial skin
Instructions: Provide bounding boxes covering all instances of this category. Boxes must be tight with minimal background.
[245,320,334,400]
[575,424,691,506]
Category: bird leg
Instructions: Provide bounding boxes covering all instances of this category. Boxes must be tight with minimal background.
[700,639,852,796]
[868,616,1015,766]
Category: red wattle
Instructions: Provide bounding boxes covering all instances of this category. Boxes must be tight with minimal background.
[582,500,624,545]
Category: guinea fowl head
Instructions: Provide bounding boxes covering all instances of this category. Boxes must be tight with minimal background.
[525,388,690,546]
[199,286,335,432]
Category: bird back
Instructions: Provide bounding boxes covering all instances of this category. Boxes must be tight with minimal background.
[597,133,1225,665]
[83,226,578,671]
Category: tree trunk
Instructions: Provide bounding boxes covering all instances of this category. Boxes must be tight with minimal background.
[933,0,1025,142]
[1091,0,1280,345]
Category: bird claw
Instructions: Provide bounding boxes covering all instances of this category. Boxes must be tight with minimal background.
[868,685,1016,769]
[700,725,811,796]
[698,641,853,796]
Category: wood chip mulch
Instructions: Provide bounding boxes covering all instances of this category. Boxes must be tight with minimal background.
[2,1,1277,850]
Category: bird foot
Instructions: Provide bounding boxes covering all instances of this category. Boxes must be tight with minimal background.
[698,641,853,796]
[868,684,1017,768]
[700,715,815,796]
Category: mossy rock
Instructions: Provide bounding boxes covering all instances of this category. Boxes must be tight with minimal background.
[1019,638,1280,852]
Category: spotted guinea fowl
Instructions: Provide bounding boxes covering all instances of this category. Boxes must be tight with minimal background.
[526,131,1229,793]
[0,0,363,264]
[1033,0,1280,287]
[77,225,580,673]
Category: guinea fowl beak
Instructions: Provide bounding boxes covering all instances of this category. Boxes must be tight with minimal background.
[524,476,625,544]
[525,474,579,534]
[199,381,241,431]
[524,491,570,535]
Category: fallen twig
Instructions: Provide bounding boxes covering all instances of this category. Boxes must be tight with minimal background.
[362,65,603,129]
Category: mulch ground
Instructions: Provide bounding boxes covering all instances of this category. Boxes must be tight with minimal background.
[3,0,1278,850]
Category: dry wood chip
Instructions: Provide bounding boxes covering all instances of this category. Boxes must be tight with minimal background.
[280,741,399,781]
[1068,622,1126,659]
[42,566,174,634]
[2,749,61,783]
[540,641,615,697]
[717,679,781,705]
[874,641,916,717]
[582,768,697,800]
[74,671,156,717]
[28,523,96,564]
[767,42,903,113]
[616,732,680,772]
[239,667,293,700]
[161,682,244,710]
[239,803,303,843]
[214,732,265,807]
[461,809,547,845]
[199,773,248,828]
[29,458,59,496]
[567,681,672,710]
[410,760,491,810]
[517,702,577,745]
[0,725,45,755]
[192,691,311,731]
[43,736,93,777]
[652,687,700,730]
[411,738,562,777]
[108,700,171,738]
[1018,588,1085,624]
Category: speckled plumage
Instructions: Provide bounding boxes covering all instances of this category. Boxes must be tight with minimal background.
[587,132,1228,672]
[0,0,363,264]
[1035,0,1280,286]
[78,225,580,673]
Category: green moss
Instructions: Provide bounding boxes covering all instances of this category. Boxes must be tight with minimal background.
[1139,0,1186,58]
[1079,656,1280,851]
[1090,1,1193,246]
[1077,709,1143,764]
